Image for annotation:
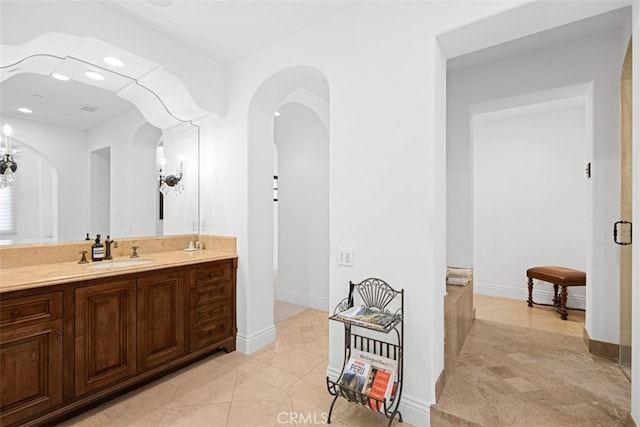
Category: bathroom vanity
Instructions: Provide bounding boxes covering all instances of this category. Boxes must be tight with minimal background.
[0,240,237,426]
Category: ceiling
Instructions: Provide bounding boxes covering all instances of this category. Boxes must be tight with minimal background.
[105,1,357,63]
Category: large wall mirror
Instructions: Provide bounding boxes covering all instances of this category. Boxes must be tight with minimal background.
[0,35,203,246]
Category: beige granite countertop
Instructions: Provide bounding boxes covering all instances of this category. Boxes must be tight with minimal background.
[0,249,237,293]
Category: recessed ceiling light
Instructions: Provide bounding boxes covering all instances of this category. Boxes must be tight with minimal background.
[18,107,33,114]
[85,71,105,81]
[52,73,69,81]
[103,56,124,67]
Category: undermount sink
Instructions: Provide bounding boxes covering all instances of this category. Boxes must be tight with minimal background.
[86,259,154,269]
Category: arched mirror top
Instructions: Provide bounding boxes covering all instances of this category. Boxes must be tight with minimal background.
[0,32,207,246]
[1,32,209,127]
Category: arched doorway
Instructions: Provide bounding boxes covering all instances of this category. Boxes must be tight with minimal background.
[247,66,330,338]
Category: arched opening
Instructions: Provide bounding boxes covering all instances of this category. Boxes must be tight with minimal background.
[243,66,329,353]
[274,101,329,315]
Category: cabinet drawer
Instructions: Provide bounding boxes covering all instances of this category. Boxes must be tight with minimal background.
[190,281,232,307]
[191,300,232,329]
[1,292,63,327]
[190,318,233,350]
[190,262,232,288]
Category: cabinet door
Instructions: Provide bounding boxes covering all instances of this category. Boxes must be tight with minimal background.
[75,280,137,396]
[137,271,185,371]
[0,320,63,426]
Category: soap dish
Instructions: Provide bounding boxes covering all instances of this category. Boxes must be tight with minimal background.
[184,248,198,252]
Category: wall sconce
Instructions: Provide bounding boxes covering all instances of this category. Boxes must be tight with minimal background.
[0,124,20,189]
[157,156,184,196]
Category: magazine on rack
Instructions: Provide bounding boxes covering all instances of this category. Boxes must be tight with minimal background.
[338,356,371,403]
[338,349,397,410]
[333,306,398,331]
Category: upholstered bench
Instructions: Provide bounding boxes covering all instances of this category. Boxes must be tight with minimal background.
[526,266,586,320]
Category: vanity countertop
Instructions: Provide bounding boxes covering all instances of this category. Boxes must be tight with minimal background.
[0,249,237,293]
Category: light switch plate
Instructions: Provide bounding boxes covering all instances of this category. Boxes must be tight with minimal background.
[337,248,354,266]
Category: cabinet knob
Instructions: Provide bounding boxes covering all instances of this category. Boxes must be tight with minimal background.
[208,273,214,279]
[54,330,62,339]
[11,310,20,317]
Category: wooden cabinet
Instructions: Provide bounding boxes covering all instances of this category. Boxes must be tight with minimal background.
[75,271,185,396]
[188,261,235,351]
[0,257,236,426]
[74,279,137,396]
[0,292,63,426]
[137,270,185,370]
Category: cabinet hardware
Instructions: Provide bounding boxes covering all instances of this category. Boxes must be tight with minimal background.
[54,330,62,339]
[11,310,19,317]
[614,220,632,245]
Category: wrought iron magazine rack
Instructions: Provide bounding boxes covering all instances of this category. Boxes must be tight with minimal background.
[326,278,404,426]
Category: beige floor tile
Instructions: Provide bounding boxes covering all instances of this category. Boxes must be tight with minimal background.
[226,395,293,427]
[433,304,631,427]
[158,402,230,426]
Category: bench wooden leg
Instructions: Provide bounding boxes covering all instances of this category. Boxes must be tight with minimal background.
[559,286,568,320]
[527,277,534,307]
[553,284,559,306]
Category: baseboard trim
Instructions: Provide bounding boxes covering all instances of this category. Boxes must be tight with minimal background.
[434,367,446,402]
[236,324,276,354]
[582,327,618,360]
[275,288,329,311]
[475,282,586,310]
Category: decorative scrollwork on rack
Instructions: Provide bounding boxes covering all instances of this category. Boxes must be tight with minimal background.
[352,278,401,311]
[334,297,351,315]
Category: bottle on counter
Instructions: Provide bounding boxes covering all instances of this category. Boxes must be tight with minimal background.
[92,234,105,262]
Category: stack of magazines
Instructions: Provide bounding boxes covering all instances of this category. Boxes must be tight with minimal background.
[338,349,397,411]
[333,306,398,331]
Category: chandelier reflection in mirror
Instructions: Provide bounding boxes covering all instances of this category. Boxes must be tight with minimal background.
[157,156,184,196]
[0,124,20,188]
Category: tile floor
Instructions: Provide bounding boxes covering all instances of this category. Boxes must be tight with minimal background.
[60,296,632,427]
[61,301,399,426]
[433,295,633,426]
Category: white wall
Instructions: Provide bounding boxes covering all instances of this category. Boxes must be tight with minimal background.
[473,100,587,307]
[89,109,155,238]
[90,147,110,237]
[447,27,627,344]
[274,102,329,310]
[161,124,199,236]
[200,3,529,424]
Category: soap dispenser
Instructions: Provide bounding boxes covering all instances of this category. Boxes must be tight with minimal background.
[92,234,105,262]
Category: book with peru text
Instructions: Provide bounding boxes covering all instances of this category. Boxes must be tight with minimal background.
[352,350,397,411]
[338,356,371,404]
